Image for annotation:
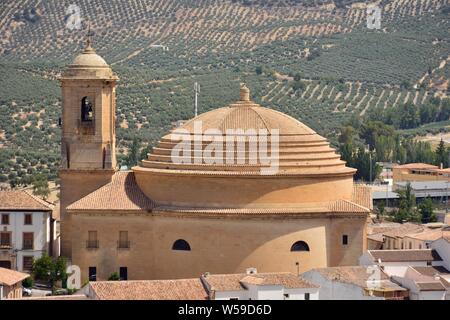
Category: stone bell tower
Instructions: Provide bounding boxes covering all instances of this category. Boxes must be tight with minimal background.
[59,38,118,258]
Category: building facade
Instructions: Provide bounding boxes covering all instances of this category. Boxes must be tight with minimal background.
[0,191,54,272]
[60,44,371,283]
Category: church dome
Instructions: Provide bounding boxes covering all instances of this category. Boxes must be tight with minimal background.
[61,42,117,80]
[138,85,354,176]
[71,46,108,67]
[133,85,356,208]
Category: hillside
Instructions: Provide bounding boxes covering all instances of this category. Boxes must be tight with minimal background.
[0,0,449,187]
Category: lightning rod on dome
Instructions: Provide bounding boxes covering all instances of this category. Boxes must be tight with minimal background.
[194,82,200,117]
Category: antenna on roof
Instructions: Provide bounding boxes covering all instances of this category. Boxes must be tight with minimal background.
[194,82,200,117]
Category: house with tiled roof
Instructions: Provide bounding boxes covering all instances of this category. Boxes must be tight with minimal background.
[359,249,445,277]
[302,266,408,300]
[87,269,319,300]
[391,266,449,300]
[0,267,29,300]
[0,190,55,272]
[403,227,450,250]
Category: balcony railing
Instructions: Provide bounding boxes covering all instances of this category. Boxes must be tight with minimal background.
[117,240,130,249]
[86,240,99,249]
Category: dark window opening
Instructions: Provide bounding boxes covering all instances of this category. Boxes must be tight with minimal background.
[23,256,33,272]
[172,239,191,251]
[1,214,9,225]
[81,97,94,122]
[24,214,32,225]
[290,241,310,252]
[120,267,128,281]
[0,232,11,247]
[342,235,348,245]
[305,293,310,300]
[89,267,97,281]
[23,232,33,250]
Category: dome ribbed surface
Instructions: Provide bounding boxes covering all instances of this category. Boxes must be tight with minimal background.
[139,90,355,176]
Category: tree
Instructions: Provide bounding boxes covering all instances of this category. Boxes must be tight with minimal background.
[376,202,385,221]
[255,66,263,75]
[338,126,355,145]
[293,72,302,82]
[418,197,436,223]
[359,121,395,150]
[32,173,50,199]
[108,272,120,281]
[435,139,447,168]
[126,136,140,168]
[392,183,421,223]
[291,80,306,92]
[32,254,67,291]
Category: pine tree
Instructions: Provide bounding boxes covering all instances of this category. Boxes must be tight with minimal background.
[435,139,447,168]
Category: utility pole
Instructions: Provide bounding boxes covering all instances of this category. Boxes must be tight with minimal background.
[194,82,200,117]
[446,179,448,214]
[367,144,372,184]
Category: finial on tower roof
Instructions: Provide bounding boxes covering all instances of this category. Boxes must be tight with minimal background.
[85,22,94,52]
[240,83,250,102]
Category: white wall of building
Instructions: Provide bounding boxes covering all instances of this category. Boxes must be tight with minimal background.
[359,253,444,277]
[302,271,384,300]
[391,275,446,300]
[213,285,319,300]
[431,239,450,270]
[0,211,51,271]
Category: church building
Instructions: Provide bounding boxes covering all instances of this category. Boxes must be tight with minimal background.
[59,42,371,282]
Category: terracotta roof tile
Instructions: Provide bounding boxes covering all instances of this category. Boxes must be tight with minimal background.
[308,266,392,289]
[0,190,52,211]
[201,272,318,292]
[369,249,442,262]
[412,266,450,277]
[155,200,370,216]
[405,228,450,242]
[89,279,208,300]
[67,171,154,211]
[0,267,29,286]
[416,281,446,291]
[352,184,373,210]
[383,223,424,238]
[396,163,439,169]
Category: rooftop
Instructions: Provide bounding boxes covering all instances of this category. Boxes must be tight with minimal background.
[89,279,208,300]
[201,272,318,292]
[67,171,154,212]
[0,190,52,212]
[137,86,356,177]
[395,181,450,190]
[404,228,450,242]
[411,266,450,277]
[368,249,442,262]
[395,163,439,170]
[0,267,29,286]
[382,223,424,238]
[306,266,405,291]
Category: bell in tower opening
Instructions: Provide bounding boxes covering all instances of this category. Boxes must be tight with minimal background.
[81,96,94,122]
